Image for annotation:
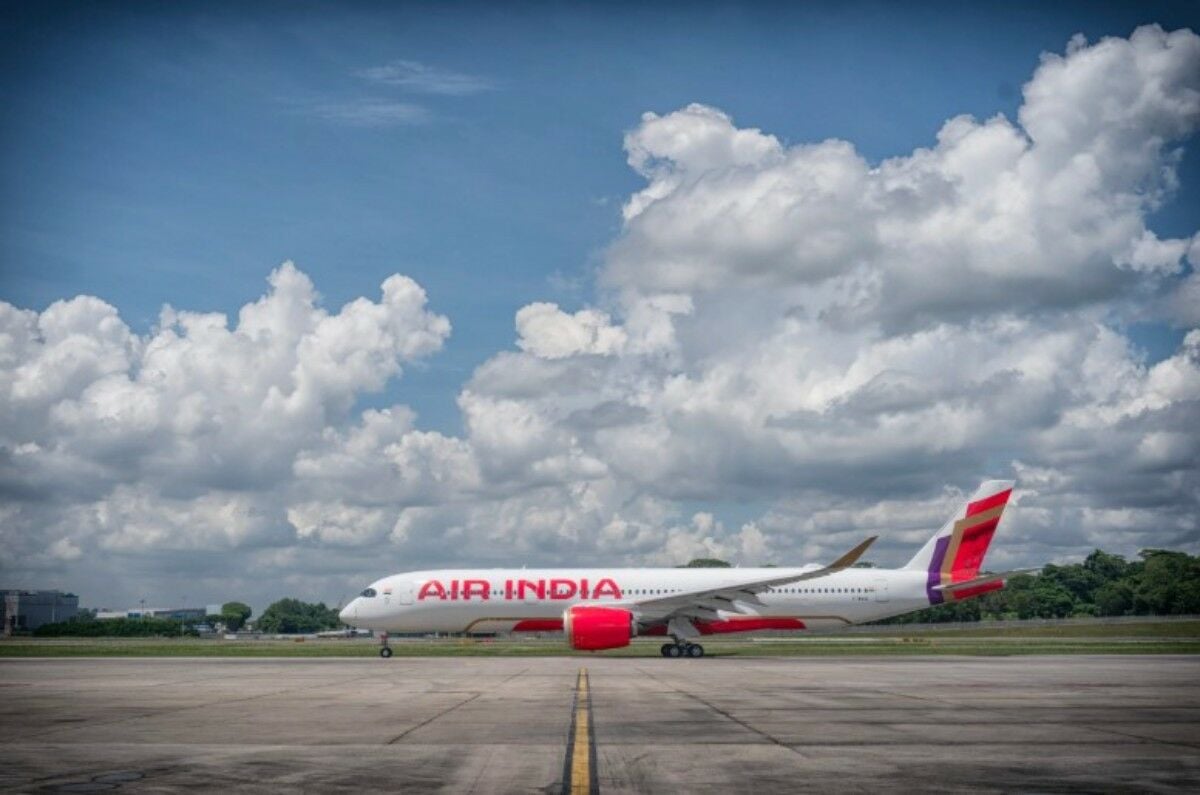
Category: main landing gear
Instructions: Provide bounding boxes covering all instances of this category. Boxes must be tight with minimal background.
[379,631,393,659]
[660,642,704,658]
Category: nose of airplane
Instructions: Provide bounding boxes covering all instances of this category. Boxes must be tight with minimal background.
[339,600,357,624]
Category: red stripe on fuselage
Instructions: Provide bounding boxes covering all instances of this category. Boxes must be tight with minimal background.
[620,617,809,637]
[696,619,806,638]
[511,619,565,632]
[696,618,807,635]
[966,488,1011,517]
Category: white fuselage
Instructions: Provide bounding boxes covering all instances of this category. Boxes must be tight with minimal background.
[339,567,935,636]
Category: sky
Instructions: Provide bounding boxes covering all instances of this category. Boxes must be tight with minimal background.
[1,1,1198,612]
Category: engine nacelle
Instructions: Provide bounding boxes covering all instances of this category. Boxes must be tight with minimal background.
[563,605,635,651]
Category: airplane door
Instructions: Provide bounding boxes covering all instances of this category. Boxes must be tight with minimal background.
[874,578,890,603]
[398,582,414,605]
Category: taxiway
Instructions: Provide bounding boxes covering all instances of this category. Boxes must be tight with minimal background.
[3,655,1198,792]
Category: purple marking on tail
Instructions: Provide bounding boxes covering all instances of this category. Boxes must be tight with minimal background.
[926,535,950,605]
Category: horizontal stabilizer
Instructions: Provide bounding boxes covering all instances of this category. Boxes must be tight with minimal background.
[932,568,1040,594]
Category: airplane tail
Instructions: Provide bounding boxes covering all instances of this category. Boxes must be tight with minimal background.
[904,480,1015,604]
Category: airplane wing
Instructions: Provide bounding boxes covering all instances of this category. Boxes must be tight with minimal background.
[931,567,1040,595]
[619,536,877,634]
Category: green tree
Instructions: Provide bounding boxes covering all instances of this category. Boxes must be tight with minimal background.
[1094,581,1133,616]
[257,598,341,633]
[1083,549,1128,582]
[1028,577,1075,618]
[679,558,732,568]
[1041,563,1100,606]
[220,601,253,631]
[1132,550,1200,615]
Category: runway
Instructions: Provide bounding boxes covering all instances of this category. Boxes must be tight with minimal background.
[3,655,1199,793]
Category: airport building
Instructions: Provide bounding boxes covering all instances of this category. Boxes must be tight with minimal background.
[2,590,79,634]
[94,606,212,621]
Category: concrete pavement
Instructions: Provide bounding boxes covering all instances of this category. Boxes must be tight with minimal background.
[2,655,1198,792]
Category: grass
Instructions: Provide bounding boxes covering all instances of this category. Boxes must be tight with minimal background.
[862,620,1200,639]
[2,620,1198,657]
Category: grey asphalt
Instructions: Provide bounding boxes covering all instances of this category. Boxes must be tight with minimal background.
[2,655,1198,793]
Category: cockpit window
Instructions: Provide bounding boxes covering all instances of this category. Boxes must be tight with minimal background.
[360,588,377,598]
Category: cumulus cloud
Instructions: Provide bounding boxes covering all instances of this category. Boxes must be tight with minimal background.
[2,26,1198,609]
[451,24,1199,566]
[515,303,627,359]
[1,264,452,601]
[607,25,1200,329]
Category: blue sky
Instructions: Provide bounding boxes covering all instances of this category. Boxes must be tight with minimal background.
[2,3,1199,608]
[3,1,1196,435]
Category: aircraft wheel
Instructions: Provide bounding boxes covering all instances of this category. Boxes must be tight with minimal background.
[660,643,674,658]
[380,647,393,659]
[665,644,683,658]
[686,643,705,658]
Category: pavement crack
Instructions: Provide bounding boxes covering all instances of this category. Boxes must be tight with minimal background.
[21,674,383,741]
[636,667,804,758]
[499,666,530,685]
[385,692,482,745]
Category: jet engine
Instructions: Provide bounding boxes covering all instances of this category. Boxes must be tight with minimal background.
[563,605,636,650]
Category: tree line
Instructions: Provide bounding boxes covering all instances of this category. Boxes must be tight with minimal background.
[880,548,1200,624]
[33,616,200,637]
[33,598,341,637]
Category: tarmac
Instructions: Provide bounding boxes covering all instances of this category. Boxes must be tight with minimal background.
[3,655,1199,793]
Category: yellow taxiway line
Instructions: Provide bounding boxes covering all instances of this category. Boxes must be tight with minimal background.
[563,667,596,794]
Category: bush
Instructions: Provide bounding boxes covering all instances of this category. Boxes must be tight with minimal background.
[34,616,198,637]
[256,598,341,633]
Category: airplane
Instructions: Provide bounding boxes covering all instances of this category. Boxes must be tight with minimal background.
[339,480,1032,658]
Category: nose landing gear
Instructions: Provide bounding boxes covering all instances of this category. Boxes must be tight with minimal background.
[379,631,393,659]
[660,642,704,658]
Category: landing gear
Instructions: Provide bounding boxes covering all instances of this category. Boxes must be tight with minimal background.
[379,631,392,659]
[660,641,704,658]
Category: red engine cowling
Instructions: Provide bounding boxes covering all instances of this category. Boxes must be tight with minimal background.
[563,605,635,651]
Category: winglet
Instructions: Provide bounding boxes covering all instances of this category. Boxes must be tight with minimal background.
[828,535,877,571]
